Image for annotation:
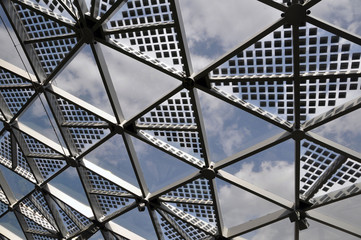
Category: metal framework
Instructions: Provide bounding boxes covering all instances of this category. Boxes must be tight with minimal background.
[0,0,360,239]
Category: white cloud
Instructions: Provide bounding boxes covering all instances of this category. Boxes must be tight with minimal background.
[219,160,294,227]
[310,0,361,35]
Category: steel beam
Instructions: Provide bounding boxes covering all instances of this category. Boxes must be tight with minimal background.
[303,95,361,131]
[305,132,361,163]
[215,131,292,170]
[225,209,292,238]
[90,42,125,123]
[217,170,294,210]
[307,210,361,238]
[105,221,147,240]
[169,0,193,76]
[0,226,23,240]
[194,18,287,81]
[306,16,361,46]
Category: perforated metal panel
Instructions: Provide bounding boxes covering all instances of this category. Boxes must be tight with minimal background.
[0,0,361,239]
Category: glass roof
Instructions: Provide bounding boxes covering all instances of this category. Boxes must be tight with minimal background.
[0,0,361,239]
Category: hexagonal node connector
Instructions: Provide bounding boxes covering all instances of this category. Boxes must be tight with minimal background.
[65,156,80,167]
[292,128,305,141]
[33,82,45,94]
[200,167,216,180]
[110,124,123,134]
[282,3,310,25]
[182,77,195,90]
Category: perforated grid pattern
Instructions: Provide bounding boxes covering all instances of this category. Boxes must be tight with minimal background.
[34,158,66,179]
[159,215,183,240]
[173,203,215,224]
[299,77,361,120]
[211,25,293,77]
[31,191,53,218]
[55,205,80,235]
[299,24,361,74]
[56,97,106,124]
[63,204,92,227]
[24,216,50,234]
[164,179,211,201]
[69,127,110,153]
[111,26,183,70]
[0,132,12,168]
[15,146,36,183]
[84,169,129,194]
[19,199,56,231]
[14,3,74,39]
[0,68,30,85]
[0,202,8,215]
[164,203,217,235]
[321,159,361,193]
[22,133,61,157]
[139,91,194,125]
[34,0,77,18]
[33,38,77,75]
[0,88,35,115]
[149,130,203,158]
[300,141,339,194]
[96,195,133,215]
[108,0,172,26]
[0,188,9,204]
[32,235,56,240]
[140,130,205,167]
[214,80,294,121]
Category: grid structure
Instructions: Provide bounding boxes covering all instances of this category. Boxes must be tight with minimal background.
[0,0,360,239]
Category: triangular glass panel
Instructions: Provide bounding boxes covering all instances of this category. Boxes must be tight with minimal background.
[131,135,199,192]
[210,24,293,78]
[312,108,361,154]
[157,203,216,238]
[18,94,65,148]
[299,139,361,200]
[299,76,361,122]
[112,208,159,240]
[132,89,205,165]
[0,164,34,200]
[50,167,89,206]
[0,201,8,216]
[178,0,281,73]
[18,197,57,232]
[216,178,284,229]
[300,219,358,240]
[22,216,53,236]
[240,218,293,240]
[102,44,179,119]
[51,201,82,236]
[14,145,36,183]
[159,178,217,227]
[0,212,27,239]
[31,0,79,21]
[198,90,286,162]
[87,230,103,240]
[45,91,111,155]
[315,194,361,228]
[79,167,137,221]
[106,0,186,73]
[84,134,139,188]
[0,131,13,169]
[299,23,361,74]
[13,2,77,76]
[222,139,294,201]
[54,45,114,115]
[211,78,295,123]
[0,66,35,119]
[309,0,361,37]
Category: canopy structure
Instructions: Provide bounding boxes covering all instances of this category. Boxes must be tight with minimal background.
[0,0,360,239]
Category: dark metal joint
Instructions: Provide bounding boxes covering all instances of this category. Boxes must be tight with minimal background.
[182,77,195,90]
[200,165,217,180]
[283,3,307,25]
[66,156,80,167]
[292,128,305,141]
[110,124,124,134]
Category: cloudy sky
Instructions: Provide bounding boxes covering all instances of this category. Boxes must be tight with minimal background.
[0,0,361,239]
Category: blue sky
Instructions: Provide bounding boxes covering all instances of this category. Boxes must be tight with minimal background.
[0,0,361,239]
